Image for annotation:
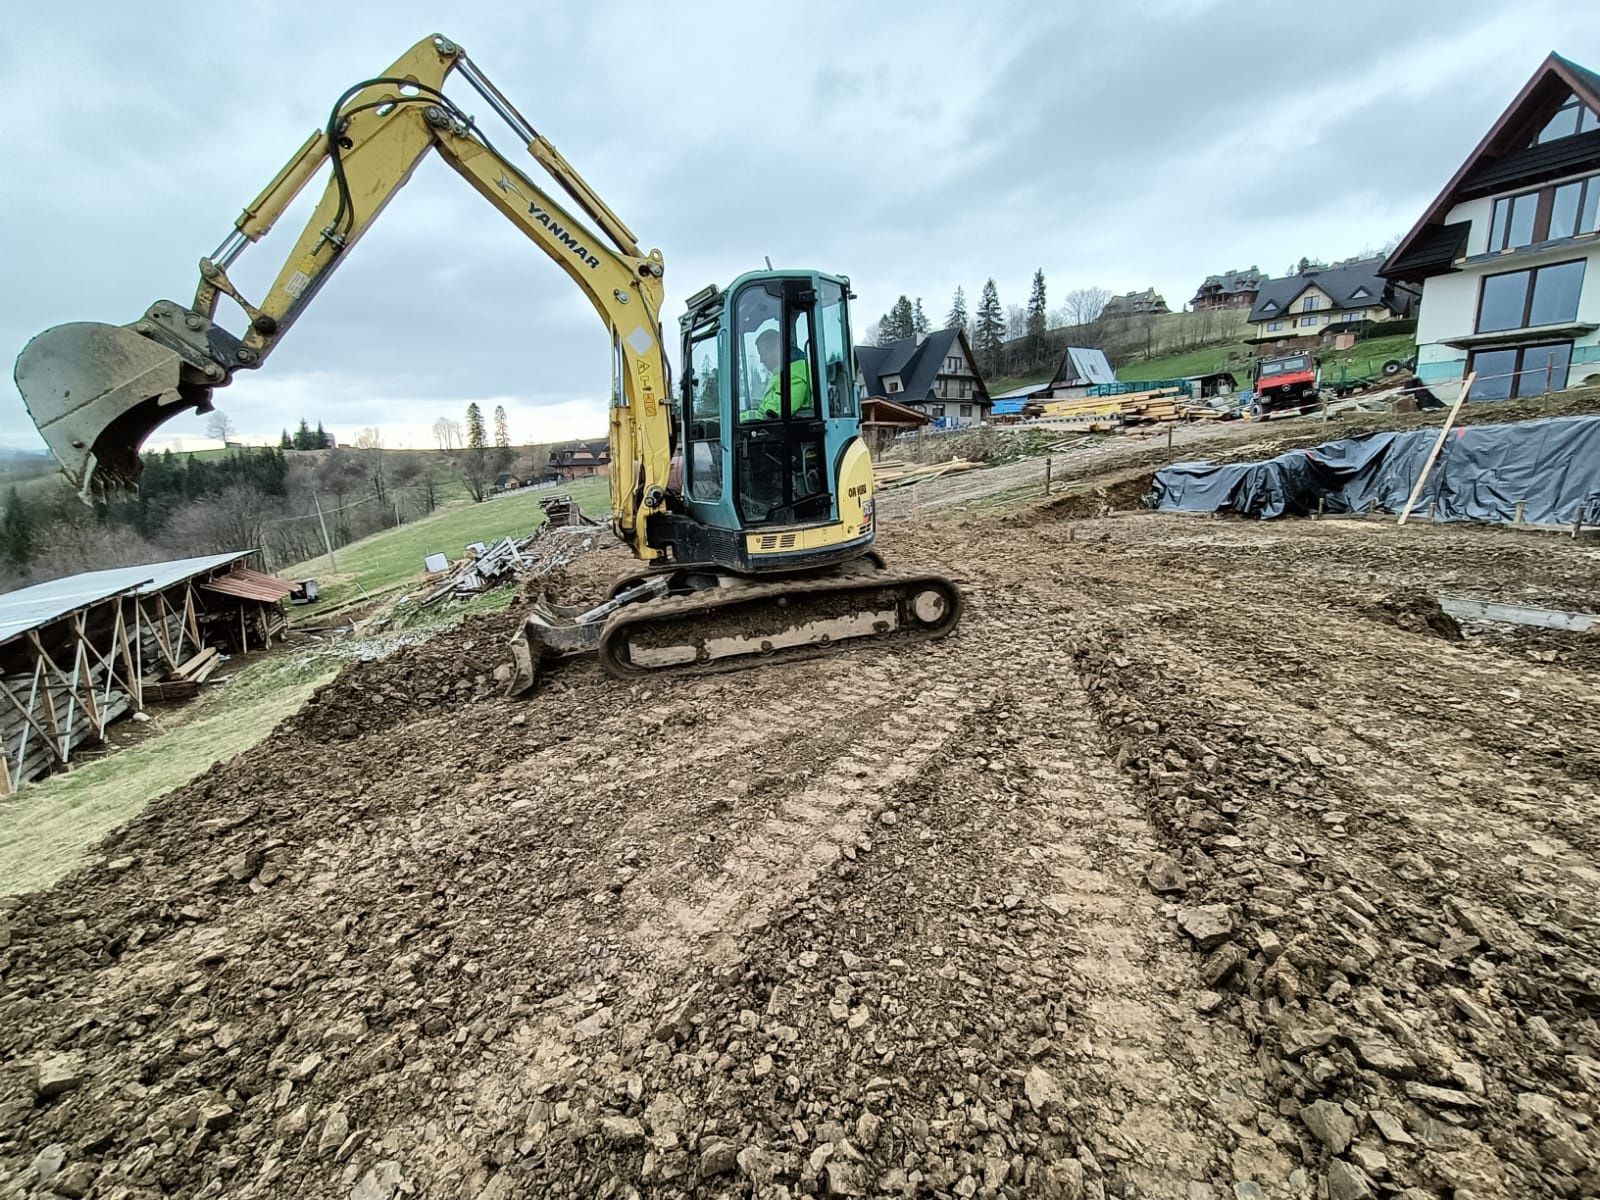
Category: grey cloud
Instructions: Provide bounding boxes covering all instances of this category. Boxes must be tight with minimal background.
[4,0,1598,451]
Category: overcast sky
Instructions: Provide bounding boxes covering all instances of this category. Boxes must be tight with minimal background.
[4,0,1596,451]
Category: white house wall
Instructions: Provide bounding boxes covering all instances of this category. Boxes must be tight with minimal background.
[1414,236,1600,388]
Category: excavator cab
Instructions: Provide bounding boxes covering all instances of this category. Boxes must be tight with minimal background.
[659,271,876,575]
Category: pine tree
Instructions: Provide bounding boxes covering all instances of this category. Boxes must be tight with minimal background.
[912,298,930,336]
[293,418,312,450]
[462,403,490,502]
[974,278,1005,378]
[1026,269,1048,368]
[314,421,331,450]
[492,404,513,473]
[279,428,292,450]
[947,286,968,332]
[889,296,915,341]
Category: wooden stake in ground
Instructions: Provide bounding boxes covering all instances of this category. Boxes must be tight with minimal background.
[1397,371,1476,526]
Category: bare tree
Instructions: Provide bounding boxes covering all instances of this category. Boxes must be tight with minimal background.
[158,485,274,557]
[431,417,456,450]
[1061,287,1113,328]
[206,410,238,444]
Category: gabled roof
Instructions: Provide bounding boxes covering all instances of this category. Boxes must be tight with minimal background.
[1248,258,1400,322]
[1384,52,1600,283]
[0,551,252,646]
[854,328,991,405]
[1194,268,1262,297]
[1049,347,1116,388]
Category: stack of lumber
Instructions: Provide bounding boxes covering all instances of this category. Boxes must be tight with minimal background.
[1117,387,1184,424]
[873,459,983,489]
[0,675,132,787]
[144,646,223,702]
[1037,396,1125,423]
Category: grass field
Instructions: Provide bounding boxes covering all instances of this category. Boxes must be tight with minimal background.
[286,476,612,617]
[1113,333,1418,390]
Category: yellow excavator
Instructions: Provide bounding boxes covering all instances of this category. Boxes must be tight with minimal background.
[12,34,961,691]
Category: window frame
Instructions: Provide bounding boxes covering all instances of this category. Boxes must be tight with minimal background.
[1467,341,1573,399]
[1475,259,1586,333]
[1488,172,1600,251]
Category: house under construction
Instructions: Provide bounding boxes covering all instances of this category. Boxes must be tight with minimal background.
[0,550,292,791]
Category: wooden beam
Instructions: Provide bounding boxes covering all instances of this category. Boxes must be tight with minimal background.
[0,675,65,766]
[1398,371,1476,526]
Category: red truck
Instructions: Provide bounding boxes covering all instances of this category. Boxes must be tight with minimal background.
[1252,352,1320,418]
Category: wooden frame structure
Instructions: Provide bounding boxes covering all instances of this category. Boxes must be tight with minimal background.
[0,550,290,792]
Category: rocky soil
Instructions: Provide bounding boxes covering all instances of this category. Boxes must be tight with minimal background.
[2,439,1597,1199]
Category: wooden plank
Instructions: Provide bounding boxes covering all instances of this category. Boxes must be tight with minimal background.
[0,676,66,765]
[1398,371,1476,526]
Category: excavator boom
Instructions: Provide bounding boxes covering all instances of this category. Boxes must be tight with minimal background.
[13,35,671,559]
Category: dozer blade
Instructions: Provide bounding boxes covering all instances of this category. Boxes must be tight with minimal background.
[14,321,204,493]
[597,569,962,681]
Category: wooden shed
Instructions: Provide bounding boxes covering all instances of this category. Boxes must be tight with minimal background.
[860,397,932,458]
[0,550,292,791]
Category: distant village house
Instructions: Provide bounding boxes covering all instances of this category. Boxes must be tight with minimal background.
[1382,52,1600,401]
[1101,288,1170,319]
[1248,258,1418,348]
[854,328,992,427]
[1190,268,1262,311]
[1039,347,1118,399]
[549,439,611,480]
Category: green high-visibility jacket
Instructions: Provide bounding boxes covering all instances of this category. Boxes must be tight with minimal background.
[756,360,813,419]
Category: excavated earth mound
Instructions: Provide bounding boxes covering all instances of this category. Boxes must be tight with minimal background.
[2,486,1598,1199]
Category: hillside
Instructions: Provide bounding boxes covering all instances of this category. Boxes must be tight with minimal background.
[284,475,612,616]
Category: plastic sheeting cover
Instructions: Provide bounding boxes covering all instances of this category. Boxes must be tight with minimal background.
[1146,414,1600,525]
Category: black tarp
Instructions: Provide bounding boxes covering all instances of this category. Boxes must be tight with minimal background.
[1146,414,1600,525]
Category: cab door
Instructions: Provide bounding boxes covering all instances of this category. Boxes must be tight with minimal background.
[730,279,831,528]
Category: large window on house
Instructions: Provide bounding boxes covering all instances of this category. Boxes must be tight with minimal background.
[1476,260,1586,332]
[1489,173,1600,250]
[1302,295,1321,311]
[1468,342,1572,400]
[1535,95,1600,145]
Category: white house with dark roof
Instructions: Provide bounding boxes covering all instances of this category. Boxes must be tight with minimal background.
[1246,258,1418,346]
[1382,53,1600,401]
[854,328,992,427]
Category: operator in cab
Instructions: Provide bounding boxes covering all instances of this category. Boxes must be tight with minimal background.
[750,327,813,420]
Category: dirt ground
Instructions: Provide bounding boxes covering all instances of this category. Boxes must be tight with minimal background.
[2,411,1598,1199]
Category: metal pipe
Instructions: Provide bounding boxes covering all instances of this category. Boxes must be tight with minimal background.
[211,229,250,269]
[455,54,538,143]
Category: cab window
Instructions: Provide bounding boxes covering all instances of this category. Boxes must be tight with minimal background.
[817,280,857,418]
[684,324,721,501]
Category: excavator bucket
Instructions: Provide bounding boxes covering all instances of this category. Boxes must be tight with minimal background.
[14,321,204,493]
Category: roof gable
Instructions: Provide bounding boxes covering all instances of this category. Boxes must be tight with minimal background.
[854,328,990,404]
[1250,258,1397,321]
[1384,51,1600,281]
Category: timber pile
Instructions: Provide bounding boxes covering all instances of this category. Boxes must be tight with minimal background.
[541,495,600,527]
[0,666,133,787]
[1117,388,1184,425]
[143,647,223,703]
[873,459,983,489]
[419,523,603,608]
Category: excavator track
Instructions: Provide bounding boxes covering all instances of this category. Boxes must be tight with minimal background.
[596,569,962,681]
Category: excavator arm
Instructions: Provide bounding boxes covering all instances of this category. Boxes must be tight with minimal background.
[14,34,671,559]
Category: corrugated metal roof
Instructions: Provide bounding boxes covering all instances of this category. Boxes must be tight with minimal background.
[200,567,293,603]
[0,550,252,646]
